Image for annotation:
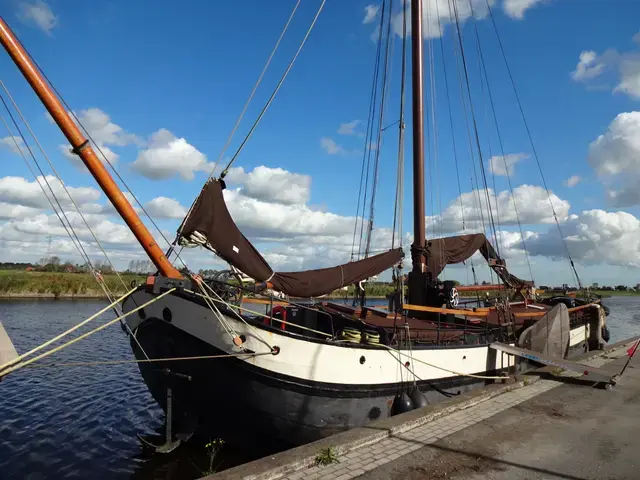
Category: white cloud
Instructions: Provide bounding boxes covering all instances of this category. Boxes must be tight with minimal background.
[132,128,212,180]
[571,50,607,82]
[427,185,570,234]
[320,137,345,155]
[71,108,140,147]
[0,175,101,209]
[49,108,139,168]
[588,112,640,176]
[571,35,640,99]
[390,0,496,40]
[225,165,311,205]
[633,32,640,45]
[527,210,640,268]
[363,4,380,25]
[144,197,187,219]
[0,136,26,155]
[587,111,640,207]
[18,0,58,35]
[488,153,528,176]
[564,175,581,188]
[503,0,547,20]
[337,120,362,136]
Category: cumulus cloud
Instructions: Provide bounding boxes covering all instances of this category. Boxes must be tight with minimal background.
[337,120,363,136]
[588,111,640,206]
[132,128,212,180]
[488,153,528,176]
[0,136,26,156]
[503,0,547,20]
[320,137,345,155]
[225,166,311,205]
[388,0,496,40]
[0,175,100,209]
[427,185,570,234]
[571,50,607,82]
[564,175,581,188]
[571,35,640,99]
[18,0,58,35]
[527,210,640,268]
[49,108,139,168]
[144,197,187,219]
[363,5,379,24]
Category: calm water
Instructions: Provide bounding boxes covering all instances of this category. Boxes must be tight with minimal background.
[0,296,638,479]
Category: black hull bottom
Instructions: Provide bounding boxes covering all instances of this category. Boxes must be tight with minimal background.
[130,318,522,449]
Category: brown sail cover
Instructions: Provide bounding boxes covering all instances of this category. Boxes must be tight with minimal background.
[426,233,533,287]
[179,180,403,297]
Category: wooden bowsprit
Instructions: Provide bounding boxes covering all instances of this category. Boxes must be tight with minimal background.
[490,342,619,390]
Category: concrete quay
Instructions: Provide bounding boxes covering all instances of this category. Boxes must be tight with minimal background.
[208,337,640,480]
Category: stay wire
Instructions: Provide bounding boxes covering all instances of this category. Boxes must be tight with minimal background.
[468,0,534,283]
[364,0,395,259]
[357,0,387,260]
[392,2,408,250]
[484,0,581,289]
[219,0,327,178]
[352,0,387,261]
[450,0,500,258]
[0,81,130,294]
[208,0,301,180]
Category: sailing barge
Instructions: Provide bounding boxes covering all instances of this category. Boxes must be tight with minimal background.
[0,0,609,452]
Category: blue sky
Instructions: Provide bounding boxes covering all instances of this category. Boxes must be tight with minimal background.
[0,0,639,287]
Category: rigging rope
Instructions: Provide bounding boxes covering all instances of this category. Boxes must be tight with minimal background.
[354,0,387,263]
[0,288,176,378]
[450,0,500,258]
[468,1,535,283]
[484,0,582,289]
[391,1,408,254]
[0,81,130,293]
[219,0,327,178]
[208,0,301,180]
[364,0,395,260]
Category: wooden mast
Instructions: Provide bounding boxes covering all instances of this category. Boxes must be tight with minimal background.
[0,18,182,279]
[407,0,428,305]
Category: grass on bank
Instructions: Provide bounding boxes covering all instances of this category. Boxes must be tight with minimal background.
[0,270,145,297]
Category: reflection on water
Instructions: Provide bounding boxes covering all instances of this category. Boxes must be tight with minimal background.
[0,296,638,479]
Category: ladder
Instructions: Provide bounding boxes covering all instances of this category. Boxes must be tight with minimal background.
[490,342,619,388]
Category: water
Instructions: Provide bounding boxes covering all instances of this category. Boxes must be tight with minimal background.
[0,296,638,479]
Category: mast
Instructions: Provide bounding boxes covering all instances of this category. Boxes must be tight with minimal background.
[408,0,427,305]
[0,18,182,279]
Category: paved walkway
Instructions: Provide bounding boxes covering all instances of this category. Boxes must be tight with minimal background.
[281,348,636,480]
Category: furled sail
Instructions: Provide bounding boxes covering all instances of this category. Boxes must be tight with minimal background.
[178,179,404,298]
[426,233,533,287]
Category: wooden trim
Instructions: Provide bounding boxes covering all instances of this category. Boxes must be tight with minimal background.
[403,303,489,317]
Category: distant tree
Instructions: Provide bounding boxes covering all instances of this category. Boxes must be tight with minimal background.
[615,285,628,291]
[539,285,550,290]
[591,282,599,289]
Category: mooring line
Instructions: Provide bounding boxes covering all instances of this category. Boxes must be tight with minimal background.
[0,288,176,378]
[0,287,138,373]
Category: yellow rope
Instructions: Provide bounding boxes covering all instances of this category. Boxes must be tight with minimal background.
[0,286,138,372]
[0,288,176,378]
[22,351,274,370]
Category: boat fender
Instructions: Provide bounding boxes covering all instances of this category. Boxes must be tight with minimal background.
[391,392,413,415]
[264,305,287,330]
[409,387,428,409]
[601,326,611,343]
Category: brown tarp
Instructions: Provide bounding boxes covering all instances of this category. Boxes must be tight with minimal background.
[426,233,533,287]
[179,179,403,298]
